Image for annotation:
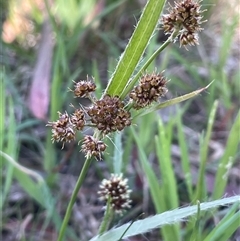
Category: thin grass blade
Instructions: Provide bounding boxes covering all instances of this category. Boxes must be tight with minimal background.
[89,196,240,241]
[105,0,166,97]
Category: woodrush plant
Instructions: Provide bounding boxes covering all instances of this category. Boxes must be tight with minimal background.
[46,0,239,240]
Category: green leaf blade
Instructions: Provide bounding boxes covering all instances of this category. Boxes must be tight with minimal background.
[105,0,166,97]
[90,196,240,241]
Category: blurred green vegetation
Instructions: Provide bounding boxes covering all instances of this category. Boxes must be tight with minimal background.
[1,0,239,240]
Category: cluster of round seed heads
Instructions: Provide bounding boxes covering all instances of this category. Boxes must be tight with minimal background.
[161,0,205,47]
[48,78,133,159]
[98,173,132,214]
[73,79,96,98]
[47,111,76,146]
[129,73,168,109]
[81,135,106,159]
[87,95,131,134]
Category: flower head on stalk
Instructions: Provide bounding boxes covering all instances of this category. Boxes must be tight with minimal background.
[98,173,132,214]
[161,0,206,47]
[129,72,168,109]
[81,135,106,160]
[47,111,76,148]
[87,95,131,134]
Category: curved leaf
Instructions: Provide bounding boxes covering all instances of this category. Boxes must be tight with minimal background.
[90,196,240,241]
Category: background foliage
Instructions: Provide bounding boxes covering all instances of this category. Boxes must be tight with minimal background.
[1,0,240,240]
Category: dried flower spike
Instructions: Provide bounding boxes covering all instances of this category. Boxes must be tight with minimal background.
[87,95,131,134]
[161,0,205,47]
[81,135,106,159]
[129,72,168,109]
[47,111,76,147]
[98,173,132,214]
[72,77,96,98]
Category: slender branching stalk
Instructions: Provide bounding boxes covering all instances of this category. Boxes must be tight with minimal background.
[98,198,114,235]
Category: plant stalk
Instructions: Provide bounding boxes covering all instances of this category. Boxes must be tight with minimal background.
[98,198,114,235]
[57,157,92,241]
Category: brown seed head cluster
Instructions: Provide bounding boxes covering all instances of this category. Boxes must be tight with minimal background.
[129,73,168,109]
[81,135,106,159]
[48,77,133,158]
[70,108,85,131]
[48,71,167,159]
[161,0,205,47]
[47,111,76,146]
[87,95,131,134]
[98,173,132,214]
[73,78,96,97]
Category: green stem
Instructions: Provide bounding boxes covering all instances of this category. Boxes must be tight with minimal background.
[57,157,92,241]
[98,198,114,235]
[120,30,179,99]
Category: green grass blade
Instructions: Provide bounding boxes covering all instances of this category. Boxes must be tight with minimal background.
[190,201,202,241]
[136,112,157,150]
[105,0,166,97]
[213,110,240,199]
[155,118,180,240]
[113,132,123,174]
[0,151,55,210]
[194,100,218,201]
[89,196,240,241]
[156,118,179,209]
[1,96,18,209]
[131,126,162,212]
[204,203,240,241]
[0,70,5,152]
[219,15,239,68]
[217,211,240,241]
[176,109,193,199]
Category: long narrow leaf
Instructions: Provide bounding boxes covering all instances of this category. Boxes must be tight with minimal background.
[90,196,240,241]
[204,203,240,241]
[155,118,180,241]
[1,96,17,209]
[194,100,218,201]
[131,127,162,212]
[105,0,166,97]
[176,110,193,199]
[213,111,240,199]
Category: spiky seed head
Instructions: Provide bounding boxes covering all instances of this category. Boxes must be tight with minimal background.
[87,95,131,134]
[70,108,85,131]
[72,77,96,98]
[98,173,132,214]
[161,0,205,47]
[81,135,106,159]
[47,111,76,146]
[129,72,168,109]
